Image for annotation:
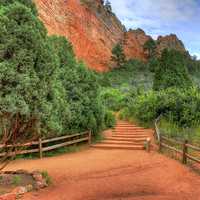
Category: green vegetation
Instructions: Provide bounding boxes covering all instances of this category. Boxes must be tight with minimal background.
[43,145,83,157]
[99,59,153,115]
[12,175,22,186]
[159,119,200,145]
[99,41,200,144]
[104,110,116,128]
[1,0,200,154]
[104,0,112,13]
[0,0,109,142]
[120,87,200,127]
[100,59,153,89]
[153,49,193,90]
[143,38,157,59]
[111,43,126,68]
[41,171,52,185]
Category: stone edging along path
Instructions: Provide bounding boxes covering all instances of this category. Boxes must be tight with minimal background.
[0,170,48,200]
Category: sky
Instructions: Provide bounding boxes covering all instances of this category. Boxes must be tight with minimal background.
[109,0,200,59]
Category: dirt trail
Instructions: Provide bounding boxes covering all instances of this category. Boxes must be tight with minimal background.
[6,125,200,200]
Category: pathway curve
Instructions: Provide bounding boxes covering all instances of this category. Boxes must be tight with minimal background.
[6,121,200,200]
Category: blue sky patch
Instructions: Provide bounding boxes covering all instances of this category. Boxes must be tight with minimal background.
[110,0,200,58]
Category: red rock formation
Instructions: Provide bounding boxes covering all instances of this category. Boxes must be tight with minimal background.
[156,34,186,56]
[34,0,125,71]
[34,0,187,71]
[123,29,151,61]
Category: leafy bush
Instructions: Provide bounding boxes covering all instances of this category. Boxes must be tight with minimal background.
[143,38,156,59]
[121,87,200,128]
[159,118,200,144]
[41,171,52,185]
[99,59,153,90]
[104,110,116,128]
[0,1,105,137]
[12,175,22,186]
[100,88,126,111]
[111,43,126,68]
[153,49,193,90]
[0,0,38,15]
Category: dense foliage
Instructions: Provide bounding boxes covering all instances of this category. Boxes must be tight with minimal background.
[99,59,153,116]
[120,87,200,128]
[100,88,126,111]
[143,38,156,59]
[153,49,193,90]
[1,0,200,146]
[0,1,106,137]
[111,43,126,68]
[100,59,153,89]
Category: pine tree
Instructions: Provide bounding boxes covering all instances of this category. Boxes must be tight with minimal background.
[153,49,193,90]
[104,0,112,13]
[144,38,157,59]
[111,43,126,67]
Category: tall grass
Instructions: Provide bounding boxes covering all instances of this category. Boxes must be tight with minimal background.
[159,118,200,146]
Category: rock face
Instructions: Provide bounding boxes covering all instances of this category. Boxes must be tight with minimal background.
[34,0,125,71]
[156,34,186,56]
[34,0,187,71]
[123,29,151,61]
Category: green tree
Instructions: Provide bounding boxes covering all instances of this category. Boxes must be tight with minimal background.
[144,38,157,59]
[0,0,38,15]
[48,36,105,135]
[153,49,193,90]
[0,1,105,137]
[0,2,55,126]
[111,43,126,68]
[104,0,112,13]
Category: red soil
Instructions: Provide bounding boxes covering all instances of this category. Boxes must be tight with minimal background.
[6,141,200,200]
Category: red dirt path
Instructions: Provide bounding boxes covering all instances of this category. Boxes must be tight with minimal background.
[6,138,200,200]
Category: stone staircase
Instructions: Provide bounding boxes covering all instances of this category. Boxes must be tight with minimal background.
[91,121,153,150]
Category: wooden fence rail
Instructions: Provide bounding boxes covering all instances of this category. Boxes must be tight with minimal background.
[154,117,200,164]
[0,131,91,159]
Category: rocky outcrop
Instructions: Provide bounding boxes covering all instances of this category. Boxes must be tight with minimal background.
[34,0,125,71]
[123,29,151,61]
[156,34,186,56]
[34,0,187,71]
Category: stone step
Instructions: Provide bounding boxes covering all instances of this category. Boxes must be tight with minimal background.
[112,134,149,138]
[106,137,147,142]
[116,125,137,127]
[113,129,152,132]
[114,128,149,131]
[102,140,144,145]
[118,127,144,129]
[113,131,153,134]
[116,122,132,124]
[91,144,144,150]
[113,129,153,131]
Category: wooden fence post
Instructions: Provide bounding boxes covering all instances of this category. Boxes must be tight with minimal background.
[182,140,188,164]
[159,136,162,152]
[88,131,92,146]
[145,138,151,152]
[39,138,43,159]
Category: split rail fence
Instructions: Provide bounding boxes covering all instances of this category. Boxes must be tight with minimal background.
[154,117,200,164]
[0,131,91,159]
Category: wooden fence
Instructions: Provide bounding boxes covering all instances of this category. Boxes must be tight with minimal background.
[154,117,200,164]
[0,131,91,159]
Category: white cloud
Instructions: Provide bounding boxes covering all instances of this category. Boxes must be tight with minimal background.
[109,0,200,55]
[192,52,200,60]
[110,0,199,29]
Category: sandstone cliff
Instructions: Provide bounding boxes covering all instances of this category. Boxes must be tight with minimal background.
[34,0,187,71]
[156,34,186,56]
[123,29,151,61]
